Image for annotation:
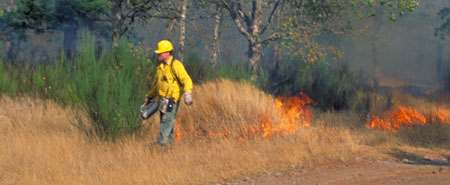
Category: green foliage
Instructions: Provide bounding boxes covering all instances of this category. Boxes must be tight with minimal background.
[0,33,155,139]
[183,53,210,83]
[436,7,450,40]
[263,58,367,110]
[211,61,251,82]
[280,0,419,66]
[0,0,54,32]
[7,0,109,30]
[68,34,155,138]
[180,53,251,83]
[0,0,155,46]
[287,0,419,22]
[53,0,110,25]
[71,0,111,12]
[0,63,20,97]
[180,57,246,83]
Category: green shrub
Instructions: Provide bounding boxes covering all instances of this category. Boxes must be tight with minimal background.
[213,61,251,81]
[182,53,252,83]
[66,34,155,138]
[0,33,155,139]
[263,58,368,110]
[183,53,210,83]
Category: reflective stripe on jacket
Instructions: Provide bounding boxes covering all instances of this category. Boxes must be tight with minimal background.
[146,56,193,102]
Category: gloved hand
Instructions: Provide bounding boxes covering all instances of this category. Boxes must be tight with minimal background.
[140,97,151,113]
[184,92,193,105]
[143,97,151,106]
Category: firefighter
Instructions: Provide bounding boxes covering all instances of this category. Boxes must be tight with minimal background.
[144,40,193,146]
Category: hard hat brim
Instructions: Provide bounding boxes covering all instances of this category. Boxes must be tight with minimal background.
[155,49,172,54]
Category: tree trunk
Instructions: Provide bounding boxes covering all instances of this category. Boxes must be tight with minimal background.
[212,6,222,68]
[167,19,176,38]
[274,2,283,70]
[436,41,443,81]
[111,3,121,48]
[178,0,188,60]
[371,38,378,84]
[221,0,280,79]
[6,38,23,66]
[112,31,119,48]
[63,25,77,60]
[5,41,17,65]
[370,17,382,84]
[248,0,263,79]
[248,42,263,79]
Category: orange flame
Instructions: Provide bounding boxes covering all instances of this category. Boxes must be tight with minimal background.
[367,104,450,133]
[366,105,427,133]
[261,93,313,138]
[176,93,314,141]
[239,92,313,140]
[175,120,182,142]
[208,127,230,139]
[436,108,450,124]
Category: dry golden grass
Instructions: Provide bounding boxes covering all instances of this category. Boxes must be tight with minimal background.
[0,79,448,185]
[175,79,287,140]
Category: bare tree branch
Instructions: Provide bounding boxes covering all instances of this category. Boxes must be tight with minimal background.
[237,3,251,27]
[260,0,280,35]
[260,32,281,48]
[220,0,253,41]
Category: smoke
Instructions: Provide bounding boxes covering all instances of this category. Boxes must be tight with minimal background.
[338,0,450,88]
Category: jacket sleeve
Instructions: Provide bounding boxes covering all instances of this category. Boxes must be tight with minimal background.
[173,61,193,93]
[146,74,158,98]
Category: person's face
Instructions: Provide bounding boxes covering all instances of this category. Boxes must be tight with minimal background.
[158,52,171,62]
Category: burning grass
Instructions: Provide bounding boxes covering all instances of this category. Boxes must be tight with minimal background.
[364,92,450,149]
[0,80,359,185]
[366,104,450,133]
[1,79,449,185]
[366,104,428,133]
[175,80,314,141]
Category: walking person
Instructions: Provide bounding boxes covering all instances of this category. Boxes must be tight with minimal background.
[142,40,193,146]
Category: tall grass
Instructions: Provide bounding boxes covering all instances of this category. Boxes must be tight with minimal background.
[2,81,449,184]
[0,83,362,185]
[176,79,274,138]
[0,33,155,139]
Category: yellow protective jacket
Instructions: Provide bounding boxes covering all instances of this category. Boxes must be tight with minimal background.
[146,56,193,102]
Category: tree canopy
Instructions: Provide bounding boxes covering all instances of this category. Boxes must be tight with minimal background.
[436,6,450,39]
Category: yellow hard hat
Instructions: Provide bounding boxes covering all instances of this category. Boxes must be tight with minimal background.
[154,40,174,54]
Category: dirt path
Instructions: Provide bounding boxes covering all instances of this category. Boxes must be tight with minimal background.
[217,150,450,185]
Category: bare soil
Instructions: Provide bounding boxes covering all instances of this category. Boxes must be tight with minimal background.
[218,149,450,185]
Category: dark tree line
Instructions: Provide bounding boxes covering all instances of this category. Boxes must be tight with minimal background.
[0,0,423,79]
